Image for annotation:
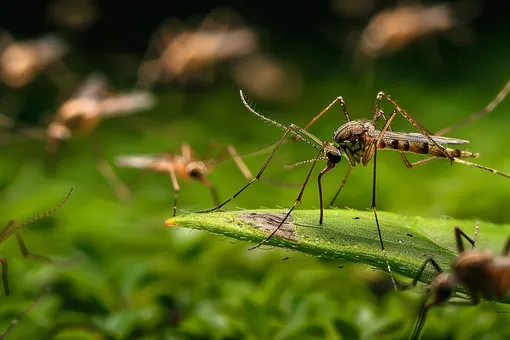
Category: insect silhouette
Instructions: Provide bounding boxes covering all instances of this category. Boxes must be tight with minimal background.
[116,143,259,217]
[0,188,73,296]
[406,223,510,340]
[137,7,258,87]
[199,84,510,289]
[45,73,156,200]
[0,32,69,88]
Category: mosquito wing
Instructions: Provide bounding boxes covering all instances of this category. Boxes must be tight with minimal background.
[380,131,470,145]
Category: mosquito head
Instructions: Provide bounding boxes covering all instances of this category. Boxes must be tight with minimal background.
[187,161,208,178]
[325,145,342,164]
[429,272,455,305]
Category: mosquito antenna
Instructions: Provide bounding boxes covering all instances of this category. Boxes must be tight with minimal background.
[239,90,322,150]
[19,187,74,229]
[284,158,320,169]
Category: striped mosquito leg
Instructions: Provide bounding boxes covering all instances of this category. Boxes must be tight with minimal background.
[328,165,353,208]
[452,158,510,179]
[167,165,180,217]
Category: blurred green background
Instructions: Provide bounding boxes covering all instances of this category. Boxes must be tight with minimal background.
[1,1,510,339]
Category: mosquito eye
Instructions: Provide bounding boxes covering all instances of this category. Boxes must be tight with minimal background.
[328,152,342,164]
[436,285,453,301]
[189,168,202,178]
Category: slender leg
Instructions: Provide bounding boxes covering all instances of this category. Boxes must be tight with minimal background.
[249,146,327,250]
[502,236,510,256]
[96,159,132,201]
[0,289,49,340]
[93,138,131,201]
[225,144,254,180]
[370,148,397,290]
[317,162,336,224]
[436,79,510,136]
[167,165,180,217]
[301,96,352,133]
[405,257,444,289]
[328,165,353,208]
[454,226,478,253]
[0,256,8,296]
[197,124,320,213]
[181,143,192,162]
[199,176,220,207]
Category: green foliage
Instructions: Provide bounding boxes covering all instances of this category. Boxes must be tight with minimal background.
[1,31,510,340]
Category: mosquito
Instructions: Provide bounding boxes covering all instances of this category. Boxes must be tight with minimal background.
[45,73,156,201]
[116,142,272,217]
[0,32,69,88]
[0,188,73,296]
[199,84,510,289]
[405,223,510,340]
[137,7,258,87]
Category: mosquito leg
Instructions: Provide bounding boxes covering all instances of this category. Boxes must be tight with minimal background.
[199,176,220,207]
[96,159,132,201]
[436,79,510,136]
[451,158,510,179]
[93,137,131,201]
[0,289,49,339]
[181,143,192,162]
[301,96,352,133]
[249,146,326,250]
[404,257,444,290]
[317,162,336,224]
[370,146,397,290]
[0,255,8,296]
[454,225,479,253]
[502,236,510,256]
[328,165,353,208]
[225,144,254,180]
[167,165,180,217]
[197,124,308,213]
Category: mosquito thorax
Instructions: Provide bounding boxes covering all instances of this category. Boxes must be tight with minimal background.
[333,119,373,144]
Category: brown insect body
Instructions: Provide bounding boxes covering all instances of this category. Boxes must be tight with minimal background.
[0,35,68,88]
[333,119,479,167]
[408,225,510,339]
[116,153,209,182]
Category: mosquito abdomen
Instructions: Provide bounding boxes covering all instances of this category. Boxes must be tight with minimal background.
[378,139,479,158]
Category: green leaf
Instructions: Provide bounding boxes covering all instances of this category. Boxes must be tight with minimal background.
[166,209,510,297]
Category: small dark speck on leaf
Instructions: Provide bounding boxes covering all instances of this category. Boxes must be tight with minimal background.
[338,265,344,269]
[406,233,413,237]
[282,257,290,261]
[353,217,360,220]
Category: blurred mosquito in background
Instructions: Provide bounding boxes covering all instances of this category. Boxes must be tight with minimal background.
[137,7,258,87]
[43,73,156,200]
[404,223,510,340]
[331,1,481,86]
[199,80,510,289]
[0,31,71,88]
[116,141,295,217]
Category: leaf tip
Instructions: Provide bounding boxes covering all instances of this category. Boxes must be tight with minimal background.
[165,217,177,227]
